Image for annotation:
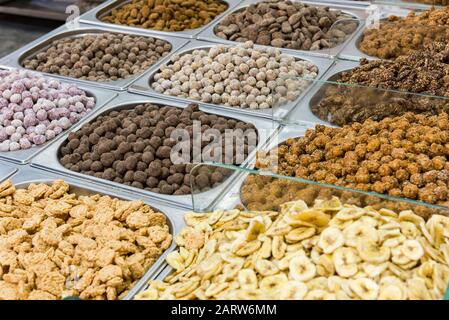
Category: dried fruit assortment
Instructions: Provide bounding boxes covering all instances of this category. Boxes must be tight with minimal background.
[257,112,449,207]
[0,180,172,300]
[359,7,449,59]
[215,0,358,51]
[59,103,257,195]
[152,42,318,109]
[101,0,228,31]
[240,175,446,220]
[0,70,95,152]
[135,197,449,300]
[23,33,171,82]
[312,44,449,126]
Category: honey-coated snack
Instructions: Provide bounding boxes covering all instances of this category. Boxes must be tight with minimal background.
[101,0,228,32]
[0,180,172,300]
[257,112,449,207]
[135,198,449,300]
[359,7,449,59]
[312,44,449,127]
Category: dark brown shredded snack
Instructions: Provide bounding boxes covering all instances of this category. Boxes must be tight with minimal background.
[312,43,449,126]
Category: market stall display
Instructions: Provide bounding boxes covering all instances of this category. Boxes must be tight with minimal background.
[1,0,449,301]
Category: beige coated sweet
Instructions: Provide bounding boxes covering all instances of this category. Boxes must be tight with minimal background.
[135,197,449,300]
[0,180,172,300]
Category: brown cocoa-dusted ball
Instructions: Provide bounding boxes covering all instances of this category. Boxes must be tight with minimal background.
[195,174,210,189]
[142,151,154,164]
[91,161,103,172]
[211,171,224,183]
[134,171,147,184]
[124,171,134,182]
[59,102,256,196]
[157,146,172,158]
[167,173,184,185]
[125,156,138,170]
[148,161,162,177]
[100,152,115,167]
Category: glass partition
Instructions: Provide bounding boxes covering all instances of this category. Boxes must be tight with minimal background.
[325,18,361,58]
[183,163,449,300]
[281,64,449,127]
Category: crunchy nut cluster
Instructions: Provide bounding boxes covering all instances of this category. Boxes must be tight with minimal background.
[23,33,171,82]
[0,180,171,300]
[135,198,449,300]
[359,7,449,59]
[312,44,449,126]
[257,112,449,207]
[101,0,228,32]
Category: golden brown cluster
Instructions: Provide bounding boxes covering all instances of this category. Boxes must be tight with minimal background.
[257,113,449,206]
[359,7,449,59]
[0,180,171,300]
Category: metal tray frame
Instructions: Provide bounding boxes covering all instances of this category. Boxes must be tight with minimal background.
[31,92,280,209]
[0,166,187,300]
[197,0,368,59]
[0,160,17,181]
[0,23,189,91]
[129,39,335,121]
[286,59,360,127]
[79,0,243,39]
[0,70,117,165]
[338,7,412,61]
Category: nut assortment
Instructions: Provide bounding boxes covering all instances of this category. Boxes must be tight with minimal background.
[101,0,228,32]
[312,44,449,126]
[257,112,449,207]
[135,198,449,300]
[22,33,171,82]
[0,180,172,300]
[152,42,318,109]
[359,7,449,59]
[215,0,358,51]
[0,70,95,152]
[59,103,257,195]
